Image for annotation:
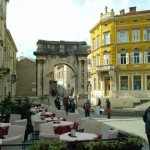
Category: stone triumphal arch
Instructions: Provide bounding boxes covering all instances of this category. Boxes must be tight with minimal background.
[34,40,88,103]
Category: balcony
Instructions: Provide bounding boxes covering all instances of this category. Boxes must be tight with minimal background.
[0,61,10,75]
[96,65,115,73]
[11,74,17,83]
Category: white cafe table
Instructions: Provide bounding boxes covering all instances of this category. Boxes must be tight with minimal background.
[0,123,11,127]
[45,117,63,122]
[60,132,97,142]
[52,121,73,128]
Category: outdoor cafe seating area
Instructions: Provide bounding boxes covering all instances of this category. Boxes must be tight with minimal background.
[0,103,120,150]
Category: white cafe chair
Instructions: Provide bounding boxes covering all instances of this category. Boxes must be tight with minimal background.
[2,135,22,150]
[66,113,79,123]
[55,110,65,118]
[9,114,21,125]
[14,119,27,128]
[4,125,26,142]
[39,122,60,140]
[107,129,119,139]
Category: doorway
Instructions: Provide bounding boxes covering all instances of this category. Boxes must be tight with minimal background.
[104,76,110,97]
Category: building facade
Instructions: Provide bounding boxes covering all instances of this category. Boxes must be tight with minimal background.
[16,57,36,97]
[0,0,18,99]
[89,7,150,102]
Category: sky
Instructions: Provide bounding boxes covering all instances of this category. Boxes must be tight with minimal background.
[7,0,150,59]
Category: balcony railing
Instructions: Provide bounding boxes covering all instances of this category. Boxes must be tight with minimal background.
[96,65,115,72]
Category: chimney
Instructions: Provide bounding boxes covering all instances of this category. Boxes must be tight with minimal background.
[120,9,125,15]
[129,7,136,13]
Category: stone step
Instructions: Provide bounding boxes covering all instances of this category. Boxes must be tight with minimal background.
[135,101,150,109]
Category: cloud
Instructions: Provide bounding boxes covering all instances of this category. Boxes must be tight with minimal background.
[7,0,150,58]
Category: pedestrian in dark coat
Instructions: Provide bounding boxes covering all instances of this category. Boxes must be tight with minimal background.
[143,106,150,148]
[68,99,76,113]
[54,96,61,110]
[83,99,91,117]
[106,98,111,119]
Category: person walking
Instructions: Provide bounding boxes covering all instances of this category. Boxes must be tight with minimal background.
[83,99,91,117]
[143,105,150,149]
[54,96,61,110]
[68,99,76,113]
[106,98,111,119]
[98,99,101,107]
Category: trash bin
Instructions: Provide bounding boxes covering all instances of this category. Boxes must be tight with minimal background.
[95,106,100,115]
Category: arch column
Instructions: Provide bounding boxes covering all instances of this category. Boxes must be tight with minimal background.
[43,59,49,95]
[84,60,87,94]
[78,60,82,94]
[37,59,43,96]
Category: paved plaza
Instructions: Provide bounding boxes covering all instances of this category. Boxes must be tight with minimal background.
[77,107,149,150]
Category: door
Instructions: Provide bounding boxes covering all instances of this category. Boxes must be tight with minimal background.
[104,76,110,96]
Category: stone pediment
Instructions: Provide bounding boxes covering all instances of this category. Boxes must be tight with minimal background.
[34,40,88,56]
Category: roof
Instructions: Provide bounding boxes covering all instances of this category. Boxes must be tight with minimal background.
[18,57,35,62]
[116,10,150,17]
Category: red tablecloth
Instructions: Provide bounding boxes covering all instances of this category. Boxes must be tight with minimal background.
[0,126,9,138]
[54,125,71,135]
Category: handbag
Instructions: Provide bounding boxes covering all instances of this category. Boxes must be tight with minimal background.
[107,109,112,113]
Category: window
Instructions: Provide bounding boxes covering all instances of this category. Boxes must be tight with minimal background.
[92,39,96,50]
[117,30,128,43]
[97,36,100,48]
[102,33,110,45]
[146,75,150,90]
[117,53,129,64]
[104,54,110,65]
[130,52,143,64]
[143,28,150,41]
[92,58,96,69]
[133,75,141,90]
[120,76,128,90]
[98,77,101,90]
[94,78,96,90]
[144,52,150,63]
[132,29,140,42]
[96,57,100,66]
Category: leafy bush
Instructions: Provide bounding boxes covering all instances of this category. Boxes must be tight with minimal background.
[27,140,67,150]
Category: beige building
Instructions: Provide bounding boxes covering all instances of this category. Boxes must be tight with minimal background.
[0,0,18,99]
[16,57,36,97]
[54,65,75,97]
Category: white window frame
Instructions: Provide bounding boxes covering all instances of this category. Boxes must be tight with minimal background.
[92,58,96,69]
[96,57,100,66]
[132,74,143,90]
[117,53,129,64]
[98,77,101,90]
[97,35,100,48]
[94,78,96,90]
[102,33,110,45]
[92,39,96,50]
[119,75,129,90]
[117,30,128,43]
[103,54,110,65]
[144,52,150,63]
[145,74,150,90]
[130,52,143,64]
[132,28,140,42]
[143,28,150,41]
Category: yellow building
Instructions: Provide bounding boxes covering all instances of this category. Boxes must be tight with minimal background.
[6,29,18,98]
[89,7,150,102]
[0,1,18,99]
